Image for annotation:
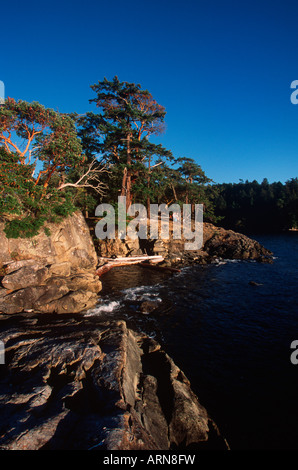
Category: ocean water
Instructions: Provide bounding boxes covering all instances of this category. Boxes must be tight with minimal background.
[85,233,298,450]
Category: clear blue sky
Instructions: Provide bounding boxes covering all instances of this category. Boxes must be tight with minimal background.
[2,0,298,184]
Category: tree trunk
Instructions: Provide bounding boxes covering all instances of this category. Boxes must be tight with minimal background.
[121,167,127,197]
[147,155,151,219]
[171,183,178,202]
[126,133,132,210]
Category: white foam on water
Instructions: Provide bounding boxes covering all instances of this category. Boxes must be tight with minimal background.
[85,283,165,318]
[212,258,227,266]
[212,258,248,266]
[85,300,121,317]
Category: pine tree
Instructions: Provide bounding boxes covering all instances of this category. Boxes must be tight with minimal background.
[78,76,173,210]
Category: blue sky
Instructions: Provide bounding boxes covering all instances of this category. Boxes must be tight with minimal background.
[2,0,298,184]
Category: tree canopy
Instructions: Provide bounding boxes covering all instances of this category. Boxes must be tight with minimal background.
[78,76,174,210]
[0,98,106,237]
[4,76,296,239]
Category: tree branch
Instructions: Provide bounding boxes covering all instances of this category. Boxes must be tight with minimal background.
[57,159,108,195]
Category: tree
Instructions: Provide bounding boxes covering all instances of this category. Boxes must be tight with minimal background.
[0,98,82,187]
[207,178,298,233]
[0,98,107,196]
[0,98,107,237]
[176,157,211,212]
[78,76,172,210]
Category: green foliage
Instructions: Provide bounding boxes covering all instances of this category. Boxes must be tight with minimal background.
[4,216,46,239]
[0,97,83,238]
[1,174,77,238]
[78,76,173,207]
[209,178,298,233]
[0,98,83,171]
[0,83,219,239]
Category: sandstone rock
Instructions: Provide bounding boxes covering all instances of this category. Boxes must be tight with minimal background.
[125,238,143,256]
[97,239,127,258]
[4,259,37,274]
[32,284,71,311]
[0,212,102,315]
[48,290,99,314]
[0,286,48,314]
[66,273,102,293]
[0,316,228,450]
[160,223,273,267]
[48,262,72,277]
[96,221,273,268]
[0,289,8,299]
[2,265,49,291]
[0,211,98,269]
[98,237,145,258]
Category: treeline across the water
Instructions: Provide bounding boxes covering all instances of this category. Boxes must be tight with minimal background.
[209,178,298,233]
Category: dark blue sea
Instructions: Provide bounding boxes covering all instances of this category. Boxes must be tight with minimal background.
[85,233,298,450]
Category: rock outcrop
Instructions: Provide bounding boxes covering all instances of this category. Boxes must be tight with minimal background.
[96,236,144,258]
[202,223,272,262]
[0,315,228,450]
[0,212,102,314]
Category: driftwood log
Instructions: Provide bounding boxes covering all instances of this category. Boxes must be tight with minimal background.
[96,255,164,277]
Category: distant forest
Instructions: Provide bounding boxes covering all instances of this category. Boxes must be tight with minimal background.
[210,178,298,234]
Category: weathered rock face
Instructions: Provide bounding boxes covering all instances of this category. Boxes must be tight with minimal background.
[97,236,143,258]
[0,315,228,450]
[202,223,272,261]
[0,212,102,314]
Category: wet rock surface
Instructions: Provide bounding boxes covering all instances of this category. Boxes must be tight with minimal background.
[0,314,228,450]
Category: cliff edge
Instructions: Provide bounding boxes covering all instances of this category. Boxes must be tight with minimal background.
[0,315,228,450]
[0,212,102,314]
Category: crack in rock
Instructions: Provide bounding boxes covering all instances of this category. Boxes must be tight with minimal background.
[0,315,228,450]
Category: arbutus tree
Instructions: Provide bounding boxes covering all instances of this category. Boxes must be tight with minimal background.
[0,98,106,196]
[0,98,83,188]
[0,98,107,237]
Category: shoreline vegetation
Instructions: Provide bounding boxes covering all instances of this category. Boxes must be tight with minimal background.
[0,76,292,450]
[1,77,297,243]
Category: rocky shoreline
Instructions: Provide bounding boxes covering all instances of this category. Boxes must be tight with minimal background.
[0,212,273,450]
[0,214,273,316]
[0,314,228,450]
[96,221,273,269]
